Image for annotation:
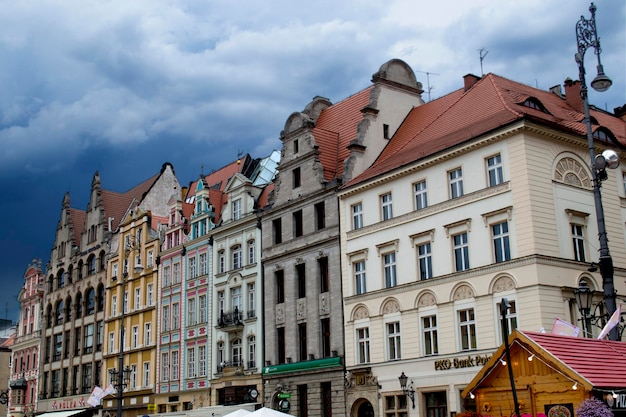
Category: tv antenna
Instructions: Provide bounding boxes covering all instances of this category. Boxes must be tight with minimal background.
[479,48,489,76]
[416,71,440,102]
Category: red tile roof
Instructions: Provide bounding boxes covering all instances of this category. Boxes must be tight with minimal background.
[522,330,626,388]
[345,73,626,188]
[257,183,274,210]
[314,87,373,181]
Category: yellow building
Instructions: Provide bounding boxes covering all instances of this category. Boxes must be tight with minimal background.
[103,208,161,417]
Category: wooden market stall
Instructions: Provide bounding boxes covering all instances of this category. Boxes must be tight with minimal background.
[462,330,626,417]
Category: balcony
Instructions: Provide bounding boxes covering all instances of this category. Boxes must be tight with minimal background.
[217,359,244,375]
[217,309,243,331]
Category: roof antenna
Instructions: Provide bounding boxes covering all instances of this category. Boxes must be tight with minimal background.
[416,71,440,102]
[479,48,489,76]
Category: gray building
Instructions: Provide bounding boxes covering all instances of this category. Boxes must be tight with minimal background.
[260,59,424,416]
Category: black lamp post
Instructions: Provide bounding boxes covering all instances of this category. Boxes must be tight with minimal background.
[575,2,618,341]
[398,372,415,409]
[500,298,520,417]
[574,284,594,337]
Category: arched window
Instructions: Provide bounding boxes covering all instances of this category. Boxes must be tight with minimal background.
[98,250,106,273]
[67,265,74,284]
[232,245,242,270]
[47,275,54,293]
[232,338,242,366]
[46,304,53,328]
[77,260,84,280]
[75,292,83,319]
[97,284,105,312]
[87,255,96,275]
[65,296,72,322]
[57,270,65,289]
[55,300,64,325]
[86,288,96,315]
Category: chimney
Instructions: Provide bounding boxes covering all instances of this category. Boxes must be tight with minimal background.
[563,78,583,112]
[614,105,626,121]
[549,84,563,98]
[463,74,481,91]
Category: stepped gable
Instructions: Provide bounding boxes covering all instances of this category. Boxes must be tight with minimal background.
[69,208,86,246]
[345,73,626,188]
[313,87,373,182]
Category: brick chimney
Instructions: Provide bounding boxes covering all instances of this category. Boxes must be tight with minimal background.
[614,105,626,121]
[563,78,583,112]
[463,74,481,91]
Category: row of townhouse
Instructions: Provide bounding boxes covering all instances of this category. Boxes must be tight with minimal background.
[8,58,626,417]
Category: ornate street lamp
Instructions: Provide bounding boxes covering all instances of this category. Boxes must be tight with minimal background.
[575,3,618,340]
[500,298,520,417]
[398,372,415,409]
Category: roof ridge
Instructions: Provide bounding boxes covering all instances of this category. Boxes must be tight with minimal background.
[485,73,523,118]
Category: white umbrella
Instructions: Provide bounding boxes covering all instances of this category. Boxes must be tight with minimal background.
[249,407,294,417]
[223,410,252,417]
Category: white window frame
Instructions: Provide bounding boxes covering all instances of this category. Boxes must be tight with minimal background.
[172,302,180,329]
[351,203,363,230]
[199,294,207,323]
[422,313,438,356]
[453,232,469,272]
[188,298,196,326]
[187,347,196,378]
[189,257,197,278]
[381,192,393,221]
[232,198,242,220]
[147,284,154,306]
[449,167,464,198]
[232,245,242,269]
[487,154,504,187]
[198,345,207,377]
[383,252,397,288]
[493,221,511,263]
[144,322,151,346]
[199,253,207,276]
[171,350,179,381]
[356,327,370,364]
[386,321,401,360]
[143,362,150,387]
[413,180,428,210]
[458,307,477,351]
[132,325,138,348]
[134,287,141,310]
[161,352,169,382]
[354,260,366,295]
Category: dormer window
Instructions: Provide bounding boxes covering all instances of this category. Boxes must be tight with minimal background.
[521,97,549,114]
[592,127,615,142]
[232,199,242,221]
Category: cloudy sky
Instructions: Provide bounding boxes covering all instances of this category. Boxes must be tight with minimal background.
[0,0,624,321]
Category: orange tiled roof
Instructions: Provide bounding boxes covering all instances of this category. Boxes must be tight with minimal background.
[257,183,274,210]
[314,87,374,181]
[346,73,626,188]
[522,330,626,388]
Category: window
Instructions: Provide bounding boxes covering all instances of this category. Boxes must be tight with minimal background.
[172,302,180,329]
[277,327,286,364]
[449,168,464,198]
[453,233,469,271]
[187,348,196,378]
[381,193,393,221]
[297,264,306,298]
[143,362,150,387]
[247,240,255,264]
[218,250,225,274]
[276,270,285,304]
[352,203,363,230]
[273,218,282,244]
[321,318,331,358]
[299,385,309,417]
[217,342,224,367]
[198,345,207,377]
[293,139,299,154]
[293,167,301,188]
[383,123,390,139]
[322,382,332,417]
[459,308,476,351]
[354,261,366,295]
[123,290,128,314]
[199,253,207,275]
[315,202,325,230]
[383,252,397,288]
[147,250,154,267]
[187,299,196,326]
[247,283,255,318]
[356,327,370,364]
[498,300,518,339]
[422,315,438,356]
[130,364,137,389]
[232,245,242,269]
[162,305,170,331]
[144,323,151,346]
[217,291,225,315]
[418,242,433,280]
[82,364,92,393]
[132,325,139,348]
[108,333,114,354]
[173,263,180,284]
[293,210,303,237]
[199,295,207,323]
[387,322,401,360]
[163,266,171,287]
[161,361,170,387]
[232,339,242,366]
[96,321,103,351]
[493,221,511,262]
[298,323,307,361]
[248,336,256,368]
[83,323,94,353]
[414,180,428,210]
[189,257,197,278]
[134,287,141,310]
[171,351,179,380]
[232,198,242,220]
[232,287,242,313]
[147,284,154,306]
[572,224,586,262]
[487,154,503,186]
[319,256,329,293]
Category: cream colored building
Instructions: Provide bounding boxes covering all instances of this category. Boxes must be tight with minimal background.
[338,73,626,417]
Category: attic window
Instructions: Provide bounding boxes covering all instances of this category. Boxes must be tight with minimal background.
[592,127,615,142]
[521,97,549,114]
[383,124,390,139]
